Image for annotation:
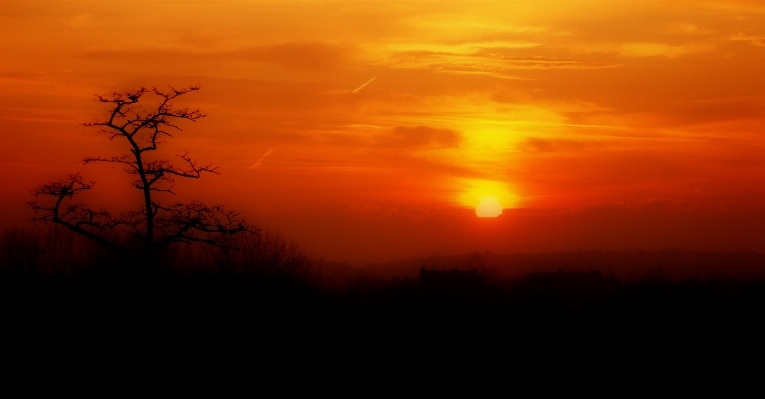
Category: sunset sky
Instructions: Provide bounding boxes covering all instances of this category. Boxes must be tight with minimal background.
[1,1,764,264]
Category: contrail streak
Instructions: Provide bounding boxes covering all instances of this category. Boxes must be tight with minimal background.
[250,148,276,168]
[352,75,378,93]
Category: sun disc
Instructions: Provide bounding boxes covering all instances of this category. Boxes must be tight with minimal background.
[476,197,502,217]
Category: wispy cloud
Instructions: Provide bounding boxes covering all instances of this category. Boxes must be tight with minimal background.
[729,32,765,47]
[80,42,356,70]
[517,137,600,153]
[619,42,712,58]
[383,51,614,74]
[375,126,461,148]
[662,23,714,35]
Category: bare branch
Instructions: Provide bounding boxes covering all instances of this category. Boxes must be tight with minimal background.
[153,201,255,250]
[28,174,127,255]
[169,153,219,178]
[83,154,138,172]
[84,86,205,156]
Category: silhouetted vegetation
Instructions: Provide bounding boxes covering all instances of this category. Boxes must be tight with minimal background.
[28,86,253,268]
[3,226,763,349]
[1,226,311,281]
[359,250,765,283]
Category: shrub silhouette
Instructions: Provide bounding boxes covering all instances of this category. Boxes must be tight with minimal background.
[0,227,312,282]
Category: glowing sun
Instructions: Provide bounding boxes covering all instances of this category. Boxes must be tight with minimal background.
[457,179,518,217]
[476,196,503,218]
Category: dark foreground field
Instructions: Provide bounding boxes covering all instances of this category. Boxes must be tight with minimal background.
[3,228,765,360]
[4,273,765,372]
[4,263,765,344]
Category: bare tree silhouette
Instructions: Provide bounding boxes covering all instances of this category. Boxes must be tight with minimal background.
[28,86,254,263]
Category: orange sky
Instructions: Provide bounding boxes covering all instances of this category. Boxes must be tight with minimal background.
[2,1,764,263]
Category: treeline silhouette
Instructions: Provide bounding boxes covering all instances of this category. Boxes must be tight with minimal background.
[358,250,765,283]
[3,226,764,343]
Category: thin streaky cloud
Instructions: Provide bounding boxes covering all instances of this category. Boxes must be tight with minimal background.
[352,76,378,93]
